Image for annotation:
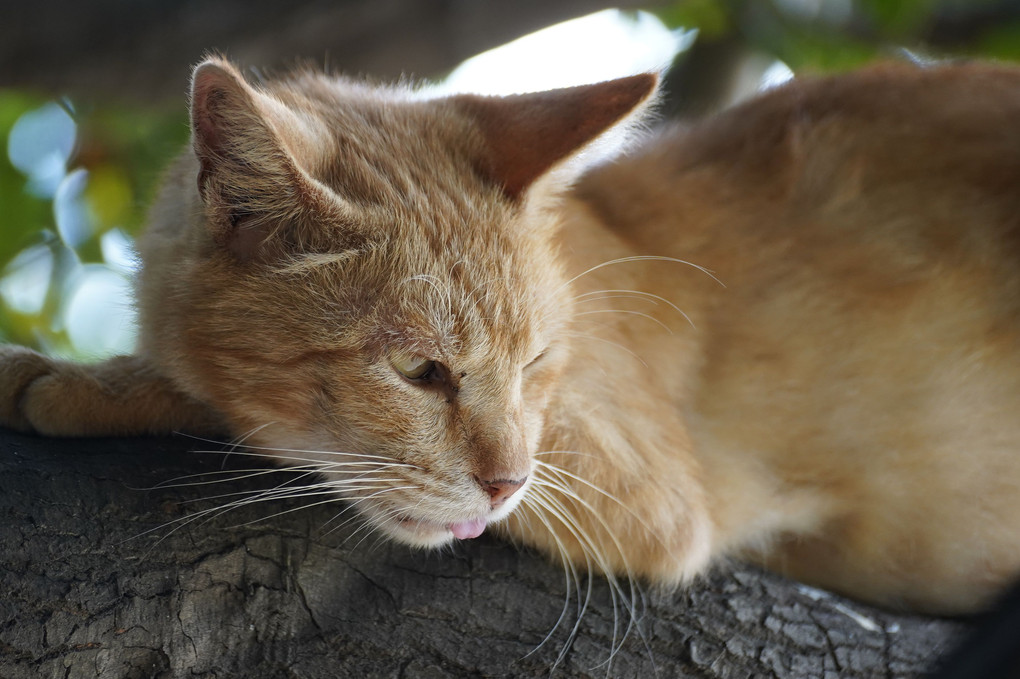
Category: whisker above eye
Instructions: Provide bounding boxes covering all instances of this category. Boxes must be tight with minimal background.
[562,330,649,368]
[533,450,598,460]
[573,288,695,329]
[573,309,674,335]
[555,255,723,298]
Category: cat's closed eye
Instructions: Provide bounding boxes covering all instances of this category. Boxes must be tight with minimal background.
[391,354,436,381]
[525,349,548,370]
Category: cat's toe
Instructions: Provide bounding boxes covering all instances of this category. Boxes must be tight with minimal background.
[0,345,55,433]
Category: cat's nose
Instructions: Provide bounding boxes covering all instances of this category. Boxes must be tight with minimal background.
[475,475,527,508]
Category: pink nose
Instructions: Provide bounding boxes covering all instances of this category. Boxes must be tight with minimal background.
[475,475,527,508]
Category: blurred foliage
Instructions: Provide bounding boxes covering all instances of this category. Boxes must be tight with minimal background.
[1,0,1018,359]
[656,0,1020,70]
[0,93,50,279]
[0,94,187,355]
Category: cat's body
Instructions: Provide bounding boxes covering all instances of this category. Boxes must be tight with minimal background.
[545,66,1020,613]
[2,58,1019,615]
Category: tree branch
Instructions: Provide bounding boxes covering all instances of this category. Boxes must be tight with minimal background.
[0,428,963,677]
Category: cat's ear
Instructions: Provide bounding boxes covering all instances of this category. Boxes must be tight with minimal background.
[189,57,344,261]
[453,74,658,201]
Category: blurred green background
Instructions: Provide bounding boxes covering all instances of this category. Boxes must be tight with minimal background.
[2,0,1018,360]
[0,96,187,357]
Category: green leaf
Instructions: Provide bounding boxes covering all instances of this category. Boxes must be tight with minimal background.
[857,0,938,37]
[977,22,1020,61]
[655,0,731,38]
[775,31,879,71]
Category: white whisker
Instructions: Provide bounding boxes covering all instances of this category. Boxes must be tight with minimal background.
[248,485,417,535]
[530,478,640,666]
[574,308,674,334]
[556,255,723,298]
[519,492,591,672]
[187,447,420,472]
[563,330,649,368]
[534,450,598,461]
[574,288,695,329]
[141,467,312,490]
[176,432,421,465]
[536,459,671,555]
[227,422,278,449]
[525,460,660,673]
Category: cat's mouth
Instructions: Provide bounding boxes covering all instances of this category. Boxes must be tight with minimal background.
[366,477,531,548]
[397,515,488,540]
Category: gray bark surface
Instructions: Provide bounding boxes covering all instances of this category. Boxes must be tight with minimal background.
[0,428,964,678]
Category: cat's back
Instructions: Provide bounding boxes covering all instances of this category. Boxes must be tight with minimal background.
[579,61,1020,259]
[574,62,1020,349]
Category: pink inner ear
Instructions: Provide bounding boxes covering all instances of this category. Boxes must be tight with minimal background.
[455,73,657,200]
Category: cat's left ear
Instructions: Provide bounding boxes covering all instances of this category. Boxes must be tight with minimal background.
[189,57,348,261]
[453,74,658,201]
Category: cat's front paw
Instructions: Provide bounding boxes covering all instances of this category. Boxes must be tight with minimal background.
[0,345,57,433]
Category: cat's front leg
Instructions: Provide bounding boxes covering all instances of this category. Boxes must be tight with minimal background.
[0,346,225,437]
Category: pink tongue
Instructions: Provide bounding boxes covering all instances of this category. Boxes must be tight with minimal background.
[448,518,487,540]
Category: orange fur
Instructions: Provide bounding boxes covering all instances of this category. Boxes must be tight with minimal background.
[2,57,1019,614]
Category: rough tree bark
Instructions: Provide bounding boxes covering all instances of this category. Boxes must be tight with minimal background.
[0,428,965,678]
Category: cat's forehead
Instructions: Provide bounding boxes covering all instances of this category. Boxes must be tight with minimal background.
[268,72,568,361]
[273,80,480,201]
[382,240,561,366]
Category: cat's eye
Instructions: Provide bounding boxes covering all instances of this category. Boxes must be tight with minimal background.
[392,355,436,380]
[526,348,549,370]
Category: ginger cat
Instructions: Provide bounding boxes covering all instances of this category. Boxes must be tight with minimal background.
[2,56,1019,616]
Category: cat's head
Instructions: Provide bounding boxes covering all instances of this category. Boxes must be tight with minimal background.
[159,56,655,547]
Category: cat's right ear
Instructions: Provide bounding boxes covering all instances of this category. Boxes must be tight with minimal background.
[453,74,658,203]
[189,57,346,261]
